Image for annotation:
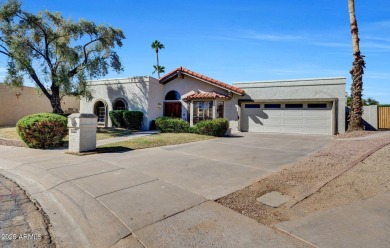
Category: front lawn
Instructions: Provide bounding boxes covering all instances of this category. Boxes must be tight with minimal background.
[0,126,132,141]
[100,133,213,150]
[0,127,20,140]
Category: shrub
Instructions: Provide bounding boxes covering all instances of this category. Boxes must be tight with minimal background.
[109,110,126,128]
[155,117,189,133]
[192,118,229,137]
[123,111,144,130]
[16,113,68,149]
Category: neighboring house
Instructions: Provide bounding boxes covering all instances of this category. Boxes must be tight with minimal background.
[80,67,346,135]
[0,83,80,126]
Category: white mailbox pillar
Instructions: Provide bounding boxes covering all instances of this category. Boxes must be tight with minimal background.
[67,113,98,152]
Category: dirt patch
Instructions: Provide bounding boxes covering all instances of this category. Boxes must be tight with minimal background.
[291,144,390,218]
[0,174,55,248]
[217,131,390,226]
[335,130,382,139]
[0,138,25,147]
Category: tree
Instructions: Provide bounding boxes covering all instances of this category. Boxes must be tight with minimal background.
[366,97,379,105]
[151,40,164,78]
[347,0,366,132]
[0,0,125,113]
[152,65,165,76]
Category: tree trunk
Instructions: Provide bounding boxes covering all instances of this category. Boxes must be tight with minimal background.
[347,0,365,132]
[156,50,160,78]
[50,86,64,114]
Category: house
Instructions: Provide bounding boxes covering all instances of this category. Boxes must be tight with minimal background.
[80,67,346,135]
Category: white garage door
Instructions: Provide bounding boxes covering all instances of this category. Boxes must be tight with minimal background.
[241,102,333,135]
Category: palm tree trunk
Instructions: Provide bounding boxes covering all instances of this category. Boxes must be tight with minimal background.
[347,0,365,132]
[156,49,160,78]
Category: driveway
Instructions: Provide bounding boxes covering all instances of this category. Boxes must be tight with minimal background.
[0,133,331,248]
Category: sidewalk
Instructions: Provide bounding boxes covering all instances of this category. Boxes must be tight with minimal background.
[275,191,390,248]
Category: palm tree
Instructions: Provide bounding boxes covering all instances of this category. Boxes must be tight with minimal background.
[347,0,365,132]
[151,40,165,78]
[152,65,165,75]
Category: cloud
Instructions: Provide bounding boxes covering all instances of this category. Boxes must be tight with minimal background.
[365,71,390,80]
[214,29,304,42]
[242,32,303,41]
[311,42,350,48]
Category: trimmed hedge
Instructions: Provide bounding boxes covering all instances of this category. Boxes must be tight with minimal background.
[192,118,229,137]
[155,117,189,133]
[16,113,68,149]
[109,110,126,128]
[123,111,143,130]
[109,110,143,130]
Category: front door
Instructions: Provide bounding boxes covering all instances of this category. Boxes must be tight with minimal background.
[164,102,182,118]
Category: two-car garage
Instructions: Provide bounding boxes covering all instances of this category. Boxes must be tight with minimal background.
[234,77,346,135]
[240,102,334,135]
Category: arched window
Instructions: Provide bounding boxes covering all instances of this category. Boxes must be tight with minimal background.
[165,91,181,100]
[113,99,127,110]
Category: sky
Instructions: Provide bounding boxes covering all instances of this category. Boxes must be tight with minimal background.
[1,0,389,103]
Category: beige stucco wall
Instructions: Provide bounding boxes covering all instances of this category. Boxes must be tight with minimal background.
[147,77,164,129]
[80,77,153,130]
[0,84,80,127]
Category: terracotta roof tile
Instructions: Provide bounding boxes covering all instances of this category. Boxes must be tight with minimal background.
[159,67,245,95]
[183,92,230,100]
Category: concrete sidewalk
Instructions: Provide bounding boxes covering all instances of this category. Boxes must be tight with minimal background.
[275,191,390,248]
[0,133,331,247]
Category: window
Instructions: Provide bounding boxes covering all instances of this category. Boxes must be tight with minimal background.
[216,101,224,118]
[245,104,260,108]
[308,103,327,109]
[264,104,281,109]
[285,103,303,109]
[165,91,181,100]
[193,101,213,124]
[94,101,106,123]
[113,99,127,110]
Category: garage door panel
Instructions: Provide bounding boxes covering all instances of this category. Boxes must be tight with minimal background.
[305,111,328,117]
[285,111,304,117]
[242,102,332,135]
[284,118,304,125]
[263,118,283,125]
[264,111,282,117]
[306,119,329,126]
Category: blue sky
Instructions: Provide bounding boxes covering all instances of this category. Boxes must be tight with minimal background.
[2,0,390,103]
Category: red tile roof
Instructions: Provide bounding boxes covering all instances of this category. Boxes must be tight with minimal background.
[159,66,245,95]
[183,92,230,100]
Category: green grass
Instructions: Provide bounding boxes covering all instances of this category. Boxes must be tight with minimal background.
[100,133,214,150]
[0,126,132,141]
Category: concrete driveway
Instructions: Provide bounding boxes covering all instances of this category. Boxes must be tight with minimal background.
[0,133,331,248]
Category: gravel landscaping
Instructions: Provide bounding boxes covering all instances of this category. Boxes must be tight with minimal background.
[217,131,390,226]
[0,174,54,248]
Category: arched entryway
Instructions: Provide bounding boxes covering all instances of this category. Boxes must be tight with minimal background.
[94,100,108,126]
[113,98,127,110]
[164,91,182,118]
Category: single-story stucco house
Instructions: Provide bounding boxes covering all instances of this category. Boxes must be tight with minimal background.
[80,67,346,135]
